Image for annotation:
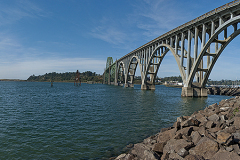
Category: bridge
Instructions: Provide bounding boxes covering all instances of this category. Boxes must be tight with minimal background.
[103,0,240,97]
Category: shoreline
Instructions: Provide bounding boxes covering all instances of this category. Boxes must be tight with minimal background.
[114,96,240,160]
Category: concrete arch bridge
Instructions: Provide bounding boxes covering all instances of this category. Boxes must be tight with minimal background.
[103,1,240,97]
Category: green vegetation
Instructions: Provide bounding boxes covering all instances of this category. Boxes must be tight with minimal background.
[27,71,103,83]
[233,108,239,116]
[159,75,183,83]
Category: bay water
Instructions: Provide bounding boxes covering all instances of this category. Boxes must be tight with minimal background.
[0,82,232,159]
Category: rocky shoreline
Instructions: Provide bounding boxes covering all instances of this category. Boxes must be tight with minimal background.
[114,96,240,160]
[208,87,240,96]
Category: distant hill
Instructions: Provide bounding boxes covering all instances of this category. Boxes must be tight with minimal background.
[27,71,103,83]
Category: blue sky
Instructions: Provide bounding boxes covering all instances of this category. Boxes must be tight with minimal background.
[0,0,239,80]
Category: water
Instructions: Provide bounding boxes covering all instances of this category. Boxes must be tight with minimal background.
[0,82,232,159]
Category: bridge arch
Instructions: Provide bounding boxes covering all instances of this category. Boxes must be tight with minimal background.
[125,56,141,87]
[142,44,187,89]
[116,61,126,85]
[187,15,240,88]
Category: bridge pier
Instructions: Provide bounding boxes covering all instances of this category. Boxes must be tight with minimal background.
[124,83,134,88]
[181,87,208,97]
[141,84,155,90]
[115,82,124,86]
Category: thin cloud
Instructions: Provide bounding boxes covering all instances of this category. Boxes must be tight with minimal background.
[0,0,49,26]
[131,0,190,38]
[90,27,127,45]
[89,17,127,45]
[0,58,106,80]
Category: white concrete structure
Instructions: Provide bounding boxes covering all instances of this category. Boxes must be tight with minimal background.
[105,1,240,97]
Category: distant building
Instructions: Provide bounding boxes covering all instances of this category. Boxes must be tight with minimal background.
[164,81,183,86]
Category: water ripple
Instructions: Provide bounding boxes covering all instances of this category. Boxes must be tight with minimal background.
[0,82,232,159]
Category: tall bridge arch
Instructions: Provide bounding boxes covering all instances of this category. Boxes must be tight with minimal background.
[103,0,240,97]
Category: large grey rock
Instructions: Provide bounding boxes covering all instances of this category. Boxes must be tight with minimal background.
[163,139,193,155]
[177,147,189,157]
[205,120,214,129]
[211,149,240,160]
[169,152,184,160]
[233,117,240,129]
[219,114,227,121]
[217,131,232,145]
[223,126,236,134]
[173,121,181,130]
[157,128,176,143]
[233,130,240,144]
[208,127,222,133]
[198,117,208,123]
[115,154,127,160]
[152,141,166,153]
[176,127,193,136]
[161,152,169,160]
[197,126,206,136]
[208,114,220,122]
[220,107,231,111]
[181,117,200,128]
[130,143,159,160]
[194,137,219,159]
[184,154,205,160]
[191,131,202,145]
[232,144,240,155]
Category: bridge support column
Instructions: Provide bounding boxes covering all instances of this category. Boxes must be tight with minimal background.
[141,84,155,90]
[181,87,208,97]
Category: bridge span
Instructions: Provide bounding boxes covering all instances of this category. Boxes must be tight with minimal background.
[103,0,240,97]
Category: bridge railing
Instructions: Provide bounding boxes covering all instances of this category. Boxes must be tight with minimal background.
[117,0,240,62]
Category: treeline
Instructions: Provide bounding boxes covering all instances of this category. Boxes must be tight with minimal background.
[27,71,103,82]
[159,75,183,82]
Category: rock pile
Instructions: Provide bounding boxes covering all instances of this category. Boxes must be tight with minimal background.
[208,87,240,96]
[115,96,240,160]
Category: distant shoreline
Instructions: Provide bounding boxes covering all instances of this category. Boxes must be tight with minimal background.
[0,80,104,84]
[0,79,26,82]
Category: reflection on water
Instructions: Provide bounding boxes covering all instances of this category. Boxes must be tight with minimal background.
[0,82,232,159]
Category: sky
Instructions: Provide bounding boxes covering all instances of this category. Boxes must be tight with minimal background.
[0,0,240,80]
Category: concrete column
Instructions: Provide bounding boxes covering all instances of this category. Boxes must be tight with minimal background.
[200,24,206,84]
[170,37,173,47]
[233,23,237,32]
[108,64,111,85]
[114,61,118,85]
[103,72,105,84]
[145,49,147,72]
[224,28,227,40]
[201,24,206,50]
[187,30,191,79]
[219,17,223,25]
[124,72,128,88]
[219,17,227,40]
[194,27,198,62]
[141,50,143,73]
[175,35,178,55]
[181,33,185,67]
